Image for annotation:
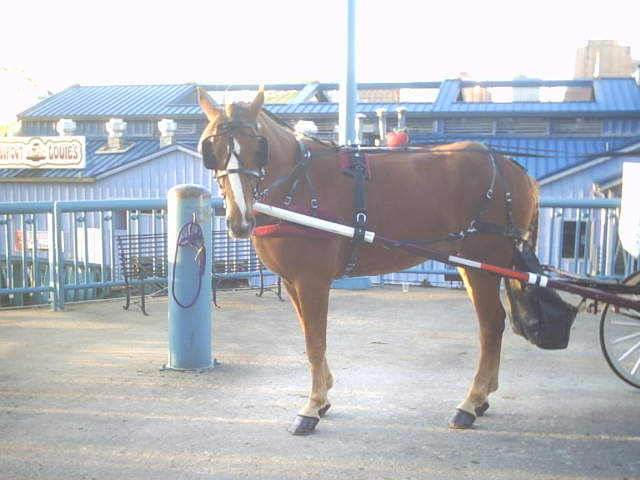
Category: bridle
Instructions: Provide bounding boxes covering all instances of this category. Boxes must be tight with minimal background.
[200,121,269,184]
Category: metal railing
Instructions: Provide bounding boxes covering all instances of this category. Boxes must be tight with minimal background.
[377,197,638,287]
[1,197,638,310]
[0,198,219,311]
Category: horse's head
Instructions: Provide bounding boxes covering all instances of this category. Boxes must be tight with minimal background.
[198,87,267,238]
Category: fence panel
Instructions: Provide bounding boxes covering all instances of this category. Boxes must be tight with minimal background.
[1,197,638,309]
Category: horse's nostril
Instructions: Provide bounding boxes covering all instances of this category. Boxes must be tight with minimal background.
[226,215,256,239]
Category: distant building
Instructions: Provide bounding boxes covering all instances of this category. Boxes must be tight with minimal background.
[512,76,540,102]
[4,79,639,200]
[574,40,635,78]
[3,79,639,279]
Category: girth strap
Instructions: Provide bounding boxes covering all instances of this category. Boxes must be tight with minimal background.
[453,149,527,242]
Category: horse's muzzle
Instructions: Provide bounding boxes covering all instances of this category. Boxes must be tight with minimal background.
[226,214,256,239]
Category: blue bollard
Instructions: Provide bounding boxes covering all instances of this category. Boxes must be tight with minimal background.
[165,184,214,370]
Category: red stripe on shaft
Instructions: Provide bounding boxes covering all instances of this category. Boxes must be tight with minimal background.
[479,262,529,281]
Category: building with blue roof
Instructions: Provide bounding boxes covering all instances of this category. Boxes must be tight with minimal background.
[4,78,638,202]
[1,78,639,284]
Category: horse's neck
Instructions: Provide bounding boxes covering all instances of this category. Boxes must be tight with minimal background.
[259,111,302,170]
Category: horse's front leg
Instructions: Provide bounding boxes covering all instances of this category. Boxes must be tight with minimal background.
[284,278,333,435]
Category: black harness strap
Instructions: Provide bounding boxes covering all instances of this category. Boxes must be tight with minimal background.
[256,139,321,216]
[283,141,320,215]
[343,148,369,276]
[387,149,529,250]
[473,149,529,242]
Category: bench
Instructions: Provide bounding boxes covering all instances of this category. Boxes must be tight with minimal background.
[212,231,282,306]
[116,233,168,315]
[116,231,281,314]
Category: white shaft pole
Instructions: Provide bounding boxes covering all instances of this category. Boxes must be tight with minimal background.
[253,202,375,243]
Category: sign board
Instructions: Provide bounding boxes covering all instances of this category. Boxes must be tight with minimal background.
[0,136,86,169]
[14,230,51,252]
[618,162,640,258]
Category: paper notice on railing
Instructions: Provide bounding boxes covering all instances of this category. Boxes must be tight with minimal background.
[618,162,640,258]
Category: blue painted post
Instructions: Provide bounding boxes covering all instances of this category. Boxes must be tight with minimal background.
[166,184,214,370]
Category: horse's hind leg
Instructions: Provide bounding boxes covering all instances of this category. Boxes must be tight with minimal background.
[450,266,505,429]
[283,278,334,435]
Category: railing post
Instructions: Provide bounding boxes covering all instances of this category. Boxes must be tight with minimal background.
[51,201,65,311]
[165,185,214,370]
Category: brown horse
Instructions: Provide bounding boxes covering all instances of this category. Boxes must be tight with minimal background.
[197,87,539,435]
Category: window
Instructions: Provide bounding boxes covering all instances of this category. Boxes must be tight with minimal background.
[562,220,588,258]
[443,118,494,135]
[176,121,197,135]
[406,118,435,135]
[125,120,155,137]
[496,118,548,136]
[551,118,602,136]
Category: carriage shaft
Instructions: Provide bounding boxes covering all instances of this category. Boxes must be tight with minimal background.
[253,202,640,313]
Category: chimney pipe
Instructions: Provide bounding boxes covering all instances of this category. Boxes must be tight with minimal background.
[106,118,127,150]
[56,118,77,136]
[375,108,387,145]
[396,107,407,131]
[158,119,177,148]
[355,113,366,145]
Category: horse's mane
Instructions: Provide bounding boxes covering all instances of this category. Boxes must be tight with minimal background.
[258,107,339,151]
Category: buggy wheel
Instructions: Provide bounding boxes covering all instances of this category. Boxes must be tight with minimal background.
[600,271,640,389]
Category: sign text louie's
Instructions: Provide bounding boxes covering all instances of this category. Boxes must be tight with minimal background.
[0,136,86,169]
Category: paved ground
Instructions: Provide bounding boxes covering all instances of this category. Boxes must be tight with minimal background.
[0,285,639,480]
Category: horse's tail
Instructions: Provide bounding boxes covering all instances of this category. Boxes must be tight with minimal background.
[512,174,539,260]
[528,170,541,251]
[527,205,539,251]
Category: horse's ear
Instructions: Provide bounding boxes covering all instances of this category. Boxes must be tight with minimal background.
[249,85,265,118]
[197,87,221,122]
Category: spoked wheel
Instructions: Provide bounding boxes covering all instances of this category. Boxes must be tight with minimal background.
[600,271,640,389]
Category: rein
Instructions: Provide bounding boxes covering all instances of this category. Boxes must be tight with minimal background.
[171,219,206,309]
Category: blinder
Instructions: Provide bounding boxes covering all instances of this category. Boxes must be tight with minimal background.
[200,121,269,181]
[256,136,269,169]
[201,136,220,170]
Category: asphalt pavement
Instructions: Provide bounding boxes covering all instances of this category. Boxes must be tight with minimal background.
[1,286,638,479]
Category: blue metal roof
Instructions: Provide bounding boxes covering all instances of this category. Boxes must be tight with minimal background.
[18,84,200,119]
[432,79,640,116]
[9,78,639,183]
[18,78,640,120]
[415,136,638,180]
[266,102,435,115]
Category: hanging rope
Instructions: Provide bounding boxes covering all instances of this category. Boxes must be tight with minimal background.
[171,218,206,309]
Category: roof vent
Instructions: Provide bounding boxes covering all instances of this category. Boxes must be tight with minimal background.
[7,121,22,137]
[158,119,177,148]
[56,119,77,136]
[396,107,407,130]
[107,118,129,150]
[96,118,133,154]
[376,108,388,145]
[294,120,318,137]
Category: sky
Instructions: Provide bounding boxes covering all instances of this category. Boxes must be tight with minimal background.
[1,0,639,123]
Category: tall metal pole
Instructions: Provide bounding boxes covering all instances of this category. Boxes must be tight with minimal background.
[339,0,357,146]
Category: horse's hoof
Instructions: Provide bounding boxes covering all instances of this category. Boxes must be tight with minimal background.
[288,415,319,435]
[318,403,331,417]
[475,402,489,417]
[449,409,476,429]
